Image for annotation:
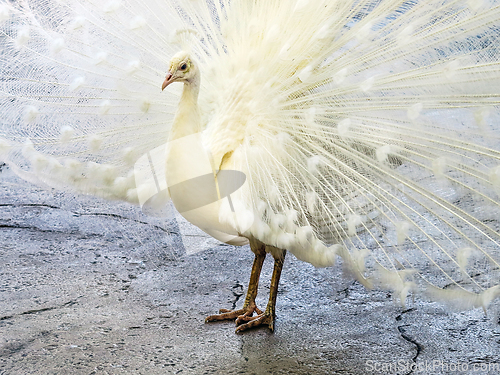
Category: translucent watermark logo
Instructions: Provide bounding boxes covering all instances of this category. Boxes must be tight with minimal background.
[133,133,252,254]
[365,360,500,373]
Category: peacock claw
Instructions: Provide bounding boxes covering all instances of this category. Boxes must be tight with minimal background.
[205,302,263,323]
[235,313,274,333]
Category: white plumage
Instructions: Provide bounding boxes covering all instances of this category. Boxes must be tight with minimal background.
[1,0,499,331]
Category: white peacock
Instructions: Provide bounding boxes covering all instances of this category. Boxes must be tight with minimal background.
[0,0,499,332]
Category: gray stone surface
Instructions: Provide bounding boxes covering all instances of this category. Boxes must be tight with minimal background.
[1,164,499,375]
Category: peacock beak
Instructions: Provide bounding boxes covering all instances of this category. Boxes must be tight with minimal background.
[161,72,174,91]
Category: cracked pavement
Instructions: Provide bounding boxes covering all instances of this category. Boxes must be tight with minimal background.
[1,165,499,375]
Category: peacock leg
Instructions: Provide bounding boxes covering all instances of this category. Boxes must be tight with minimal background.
[205,240,266,323]
[235,248,286,333]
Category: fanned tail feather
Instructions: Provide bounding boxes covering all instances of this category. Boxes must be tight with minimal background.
[1,0,499,311]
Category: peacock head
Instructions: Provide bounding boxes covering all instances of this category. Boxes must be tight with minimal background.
[162,51,198,90]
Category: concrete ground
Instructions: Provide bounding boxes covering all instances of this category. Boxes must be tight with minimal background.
[1,164,499,375]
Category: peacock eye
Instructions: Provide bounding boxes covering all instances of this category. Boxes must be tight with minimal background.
[180,63,187,71]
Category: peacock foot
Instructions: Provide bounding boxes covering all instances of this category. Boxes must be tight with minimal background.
[205,301,263,323]
[235,311,274,333]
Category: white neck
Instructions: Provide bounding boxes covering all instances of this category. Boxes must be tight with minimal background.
[169,74,201,141]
